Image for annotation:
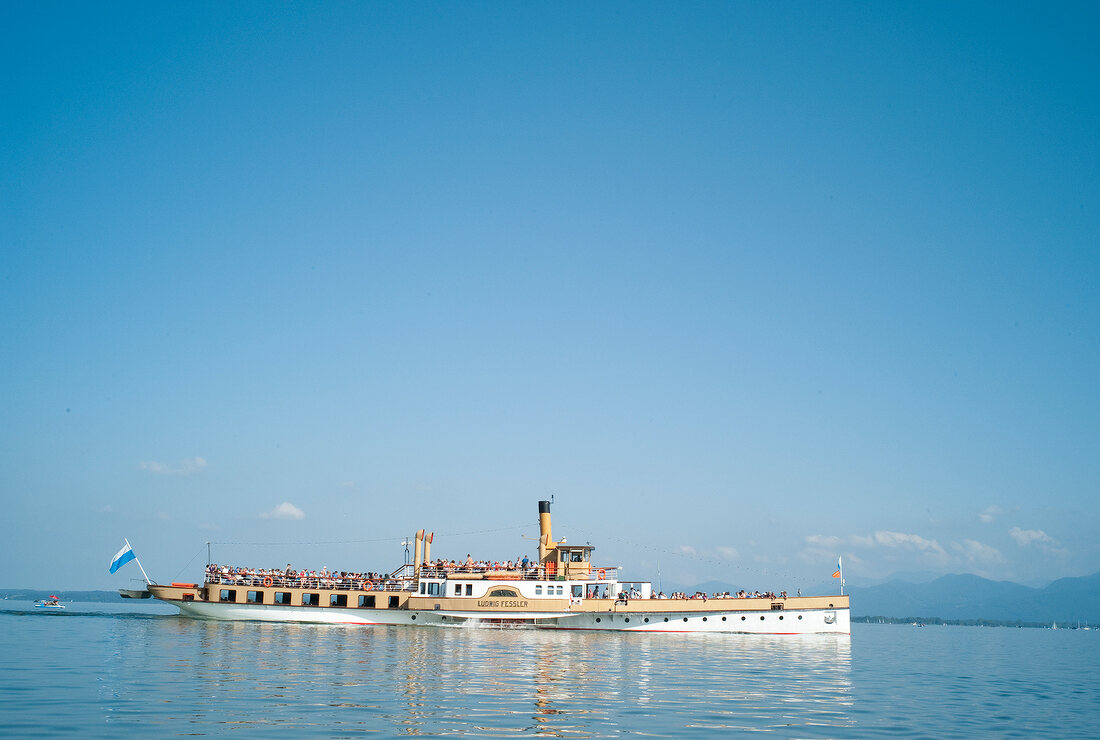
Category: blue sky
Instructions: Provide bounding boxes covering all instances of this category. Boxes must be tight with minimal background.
[3,3,1097,592]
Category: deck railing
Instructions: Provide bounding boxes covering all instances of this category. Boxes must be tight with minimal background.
[203,573,412,592]
[415,564,622,581]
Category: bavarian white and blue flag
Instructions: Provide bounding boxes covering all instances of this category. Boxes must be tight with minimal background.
[109,542,137,574]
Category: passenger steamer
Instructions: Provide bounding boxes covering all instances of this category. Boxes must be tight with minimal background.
[148,501,850,634]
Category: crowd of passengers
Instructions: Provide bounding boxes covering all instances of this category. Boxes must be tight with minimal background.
[204,564,400,590]
[417,555,542,577]
[205,562,791,600]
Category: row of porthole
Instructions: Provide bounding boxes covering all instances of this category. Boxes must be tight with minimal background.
[593,614,806,624]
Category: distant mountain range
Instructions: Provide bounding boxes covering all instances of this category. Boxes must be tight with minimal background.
[6,572,1100,623]
[685,572,1100,623]
[845,572,1100,623]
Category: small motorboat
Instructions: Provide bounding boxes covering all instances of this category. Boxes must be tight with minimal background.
[34,596,65,609]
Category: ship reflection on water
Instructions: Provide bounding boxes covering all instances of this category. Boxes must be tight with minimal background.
[393,626,852,736]
[145,617,852,736]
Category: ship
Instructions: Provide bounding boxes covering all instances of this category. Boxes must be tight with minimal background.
[148,500,850,634]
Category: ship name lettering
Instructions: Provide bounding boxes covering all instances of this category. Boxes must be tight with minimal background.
[476,599,529,608]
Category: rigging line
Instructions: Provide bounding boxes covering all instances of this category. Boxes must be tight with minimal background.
[172,544,208,582]
[210,536,406,546]
[435,522,533,539]
[569,526,803,581]
[207,522,534,548]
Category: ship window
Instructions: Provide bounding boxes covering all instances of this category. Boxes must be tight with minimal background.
[359,595,376,608]
[303,593,320,606]
[183,594,194,601]
[595,617,601,623]
[741,616,746,621]
[247,591,263,604]
[644,617,649,623]
[428,582,441,596]
[556,586,564,596]
[419,583,426,594]
[389,595,400,608]
[219,589,236,602]
[330,594,347,607]
[275,592,291,604]
[571,585,583,598]
[454,584,462,596]
[465,584,472,596]
[570,551,583,562]
[760,615,765,620]
[489,588,518,598]
[535,585,543,595]
[798,615,803,620]
[702,617,707,621]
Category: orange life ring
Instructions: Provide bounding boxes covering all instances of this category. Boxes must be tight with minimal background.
[597,569,606,580]
[361,581,373,591]
[262,576,273,587]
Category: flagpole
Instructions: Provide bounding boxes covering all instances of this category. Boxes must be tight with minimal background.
[126,538,152,585]
[839,555,844,596]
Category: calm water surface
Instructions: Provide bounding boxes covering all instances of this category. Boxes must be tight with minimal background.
[1,601,1097,737]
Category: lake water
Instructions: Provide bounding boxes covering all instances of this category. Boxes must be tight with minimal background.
[2,600,1097,737]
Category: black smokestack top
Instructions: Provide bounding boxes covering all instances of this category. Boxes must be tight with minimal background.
[538,500,551,514]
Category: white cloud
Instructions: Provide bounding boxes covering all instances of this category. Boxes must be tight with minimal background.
[979,505,1002,524]
[139,457,207,476]
[952,539,1005,564]
[849,534,875,548]
[1008,527,1053,547]
[261,502,305,520]
[871,531,945,554]
[805,534,842,548]
[678,545,696,556]
[716,546,739,559]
